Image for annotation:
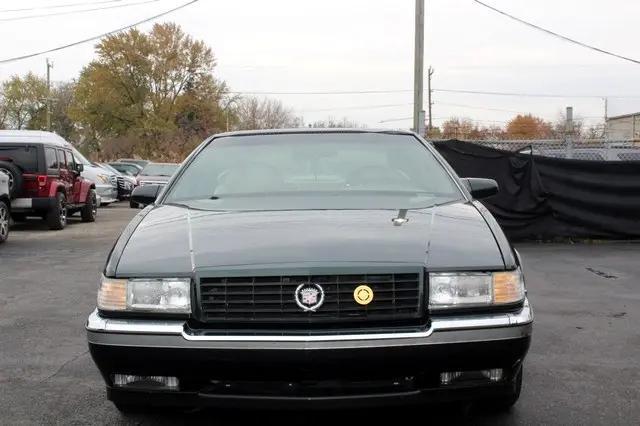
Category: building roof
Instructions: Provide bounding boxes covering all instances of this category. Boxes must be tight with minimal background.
[0,130,71,148]
[606,112,640,121]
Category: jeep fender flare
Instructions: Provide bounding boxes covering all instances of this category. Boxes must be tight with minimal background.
[48,183,66,198]
[78,180,95,204]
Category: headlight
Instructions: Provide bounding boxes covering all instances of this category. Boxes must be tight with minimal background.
[96,174,110,184]
[429,269,524,310]
[98,276,191,313]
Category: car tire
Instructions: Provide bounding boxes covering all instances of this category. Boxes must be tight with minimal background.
[479,367,523,412]
[129,200,138,209]
[46,192,67,230]
[81,189,97,222]
[0,200,9,244]
[0,161,23,199]
[113,402,147,414]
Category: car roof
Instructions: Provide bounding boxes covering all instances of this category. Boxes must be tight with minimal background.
[144,162,179,166]
[110,162,142,167]
[211,128,416,138]
[0,130,72,148]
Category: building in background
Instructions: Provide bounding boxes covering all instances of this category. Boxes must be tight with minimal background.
[606,113,640,141]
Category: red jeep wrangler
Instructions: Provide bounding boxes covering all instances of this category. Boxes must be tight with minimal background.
[0,131,97,230]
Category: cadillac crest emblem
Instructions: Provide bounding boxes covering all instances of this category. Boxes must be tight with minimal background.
[294,283,325,312]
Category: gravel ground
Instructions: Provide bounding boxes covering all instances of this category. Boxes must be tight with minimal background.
[0,203,638,425]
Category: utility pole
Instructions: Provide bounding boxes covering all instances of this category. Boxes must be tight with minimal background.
[603,97,609,140]
[413,0,425,135]
[565,106,574,159]
[46,58,53,131]
[427,66,434,135]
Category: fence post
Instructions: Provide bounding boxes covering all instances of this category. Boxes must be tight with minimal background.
[565,106,574,159]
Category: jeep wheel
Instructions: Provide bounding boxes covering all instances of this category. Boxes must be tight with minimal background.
[46,192,67,230]
[0,161,23,199]
[0,200,9,244]
[81,189,97,222]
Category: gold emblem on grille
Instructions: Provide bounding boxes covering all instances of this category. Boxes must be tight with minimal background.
[353,285,374,305]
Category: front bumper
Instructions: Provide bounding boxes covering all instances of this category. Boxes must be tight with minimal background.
[87,299,533,408]
[95,185,118,205]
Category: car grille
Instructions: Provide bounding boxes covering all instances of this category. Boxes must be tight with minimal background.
[116,176,131,190]
[197,273,424,325]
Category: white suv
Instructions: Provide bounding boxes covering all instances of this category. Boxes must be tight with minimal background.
[72,148,118,206]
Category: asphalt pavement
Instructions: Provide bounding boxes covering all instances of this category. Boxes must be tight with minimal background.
[0,204,638,425]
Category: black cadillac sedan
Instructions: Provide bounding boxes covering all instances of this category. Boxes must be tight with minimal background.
[87,129,532,413]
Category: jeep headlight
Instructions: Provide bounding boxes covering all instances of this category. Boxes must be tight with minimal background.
[429,269,524,309]
[97,276,191,313]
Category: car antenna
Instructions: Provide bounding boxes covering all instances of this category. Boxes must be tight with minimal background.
[392,209,409,226]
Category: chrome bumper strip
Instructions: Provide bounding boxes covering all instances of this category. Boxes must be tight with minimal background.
[87,298,532,342]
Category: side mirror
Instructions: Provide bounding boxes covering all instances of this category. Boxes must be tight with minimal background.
[75,163,84,173]
[461,178,499,199]
[131,184,161,206]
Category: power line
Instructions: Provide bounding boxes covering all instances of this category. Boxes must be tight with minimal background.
[473,0,640,66]
[228,88,640,99]
[0,0,124,13]
[436,101,526,114]
[0,0,200,64]
[433,88,602,98]
[0,0,162,22]
[228,89,413,96]
[297,103,412,113]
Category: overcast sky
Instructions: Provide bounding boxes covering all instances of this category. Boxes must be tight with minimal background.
[1,0,639,129]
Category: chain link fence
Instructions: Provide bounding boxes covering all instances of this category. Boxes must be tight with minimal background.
[430,139,640,161]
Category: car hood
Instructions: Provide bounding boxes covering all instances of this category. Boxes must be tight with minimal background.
[113,201,506,276]
[138,175,171,182]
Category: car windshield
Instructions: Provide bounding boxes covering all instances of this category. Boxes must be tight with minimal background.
[99,163,121,175]
[141,163,178,177]
[164,133,463,211]
[110,163,140,176]
[72,148,92,166]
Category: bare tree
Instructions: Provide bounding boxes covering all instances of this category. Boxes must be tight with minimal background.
[233,96,302,130]
[310,116,365,128]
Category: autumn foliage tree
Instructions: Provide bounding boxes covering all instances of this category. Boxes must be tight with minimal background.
[441,118,485,139]
[506,114,554,139]
[0,73,48,130]
[71,23,228,160]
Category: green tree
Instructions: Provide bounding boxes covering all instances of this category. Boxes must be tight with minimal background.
[71,22,227,158]
[50,81,78,141]
[0,72,48,130]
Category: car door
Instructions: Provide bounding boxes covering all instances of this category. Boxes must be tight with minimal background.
[68,151,84,204]
[57,149,74,201]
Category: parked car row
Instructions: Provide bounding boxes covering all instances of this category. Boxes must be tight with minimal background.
[0,130,176,242]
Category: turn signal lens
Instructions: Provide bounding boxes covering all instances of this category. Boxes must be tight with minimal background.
[97,277,127,311]
[493,270,525,304]
[97,275,191,314]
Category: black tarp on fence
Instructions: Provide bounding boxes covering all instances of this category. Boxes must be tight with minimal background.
[433,140,640,240]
